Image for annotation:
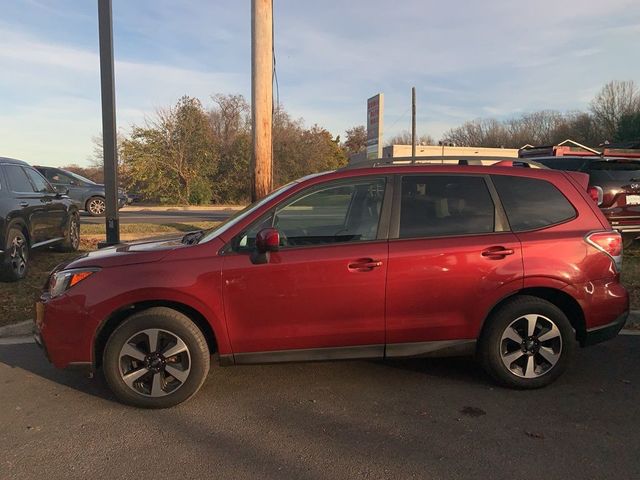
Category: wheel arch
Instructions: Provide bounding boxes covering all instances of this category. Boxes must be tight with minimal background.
[5,217,31,246]
[480,287,586,344]
[93,300,218,368]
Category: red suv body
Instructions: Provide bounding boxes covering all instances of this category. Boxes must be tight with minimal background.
[34,163,629,408]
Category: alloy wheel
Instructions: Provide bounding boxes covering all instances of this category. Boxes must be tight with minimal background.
[88,198,106,215]
[500,314,562,378]
[118,328,191,397]
[69,216,80,249]
[9,234,28,277]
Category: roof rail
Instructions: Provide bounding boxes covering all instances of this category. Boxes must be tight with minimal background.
[343,155,545,170]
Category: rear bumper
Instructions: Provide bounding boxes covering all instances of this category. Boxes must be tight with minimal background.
[582,311,629,347]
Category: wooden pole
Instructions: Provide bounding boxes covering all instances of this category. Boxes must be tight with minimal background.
[97,0,120,246]
[251,0,273,201]
[411,86,416,160]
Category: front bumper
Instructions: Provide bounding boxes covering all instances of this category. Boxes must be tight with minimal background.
[582,311,629,347]
[34,293,95,372]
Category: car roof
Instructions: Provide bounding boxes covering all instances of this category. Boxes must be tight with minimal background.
[301,162,570,188]
[0,156,30,166]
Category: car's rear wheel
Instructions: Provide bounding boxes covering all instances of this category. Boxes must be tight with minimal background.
[86,196,106,216]
[478,296,575,389]
[1,228,29,282]
[54,213,80,252]
[103,307,210,408]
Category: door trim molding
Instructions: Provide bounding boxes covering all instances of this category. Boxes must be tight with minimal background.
[222,340,477,366]
[386,339,476,358]
[31,237,64,249]
[231,344,384,365]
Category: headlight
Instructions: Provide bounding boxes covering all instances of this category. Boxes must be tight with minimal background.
[49,268,100,298]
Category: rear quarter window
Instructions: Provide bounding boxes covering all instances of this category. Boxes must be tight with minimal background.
[492,175,576,232]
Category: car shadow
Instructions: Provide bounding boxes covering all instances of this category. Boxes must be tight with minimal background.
[0,342,116,402]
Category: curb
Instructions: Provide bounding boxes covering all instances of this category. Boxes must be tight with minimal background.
[626,310,640,330]
[0,320,33,339]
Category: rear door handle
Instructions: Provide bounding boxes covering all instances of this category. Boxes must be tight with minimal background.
[481,246,515,259]
[19,201,29,207]
[348,258,383,271]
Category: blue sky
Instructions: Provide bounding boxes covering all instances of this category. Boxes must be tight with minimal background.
[1,0,640,166]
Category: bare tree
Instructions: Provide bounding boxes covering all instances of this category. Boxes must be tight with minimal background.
[590,80,640,140]
[386,130,434,146]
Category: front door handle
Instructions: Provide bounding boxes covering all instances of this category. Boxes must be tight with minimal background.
[481,246,515,259]
[348,258,383,272]
[19,201,29,207]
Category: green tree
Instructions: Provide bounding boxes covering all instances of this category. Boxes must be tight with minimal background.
[121,96,216,204]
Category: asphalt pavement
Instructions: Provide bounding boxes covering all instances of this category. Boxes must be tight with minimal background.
[80,209,235,225]
[1,335,639,479]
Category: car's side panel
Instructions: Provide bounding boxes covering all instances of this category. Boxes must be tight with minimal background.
[386,232,524,343]
[221,241,388,354]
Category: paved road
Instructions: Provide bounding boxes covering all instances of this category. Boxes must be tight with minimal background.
[80,210,235,225]
[1,335,639,479]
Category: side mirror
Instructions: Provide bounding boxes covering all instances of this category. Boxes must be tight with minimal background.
[54,185,69,196]
[251,227,280,264]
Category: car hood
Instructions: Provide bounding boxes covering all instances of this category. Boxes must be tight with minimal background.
[65,236,186,269]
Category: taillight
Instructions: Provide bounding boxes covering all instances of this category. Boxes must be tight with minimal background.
[585,231,622,271]
[587,185,604,206]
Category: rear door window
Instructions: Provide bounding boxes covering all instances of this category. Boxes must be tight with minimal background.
[398,175,495,238]
[4,165,36,193]
[492,175,576,231]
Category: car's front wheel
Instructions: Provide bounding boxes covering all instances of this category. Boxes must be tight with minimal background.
[1,228,29,282]
[478,296,575,389]
[103,307,210,408]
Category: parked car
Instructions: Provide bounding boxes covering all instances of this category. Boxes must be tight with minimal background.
[34,166,128,217]
[34,158,628,408]
[531,156,640,247]
[0,157,80,281]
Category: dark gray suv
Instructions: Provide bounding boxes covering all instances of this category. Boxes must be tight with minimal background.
[35,166,128,216]
[0,157,80,281]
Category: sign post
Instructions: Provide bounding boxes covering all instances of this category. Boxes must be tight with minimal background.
[366,93,384,160]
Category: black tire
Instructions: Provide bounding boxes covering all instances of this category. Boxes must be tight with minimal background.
[622,232,637,250]
[1,227,29,282]
[478,295,575,389]
[103,307,210,408]
[86,196,106,217]
[54,212,80,252]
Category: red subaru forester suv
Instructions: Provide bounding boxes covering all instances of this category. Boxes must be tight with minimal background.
[34,160,629,408]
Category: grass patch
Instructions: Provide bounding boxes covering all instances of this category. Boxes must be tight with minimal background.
[81,221,218,236]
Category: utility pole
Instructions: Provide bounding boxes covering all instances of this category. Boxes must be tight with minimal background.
[97,0,120,246]
[251,0,273,201]
[411,86,416,160]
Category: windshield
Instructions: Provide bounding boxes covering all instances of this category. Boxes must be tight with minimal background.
[65,170,97,185]
[199,181,298,243]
